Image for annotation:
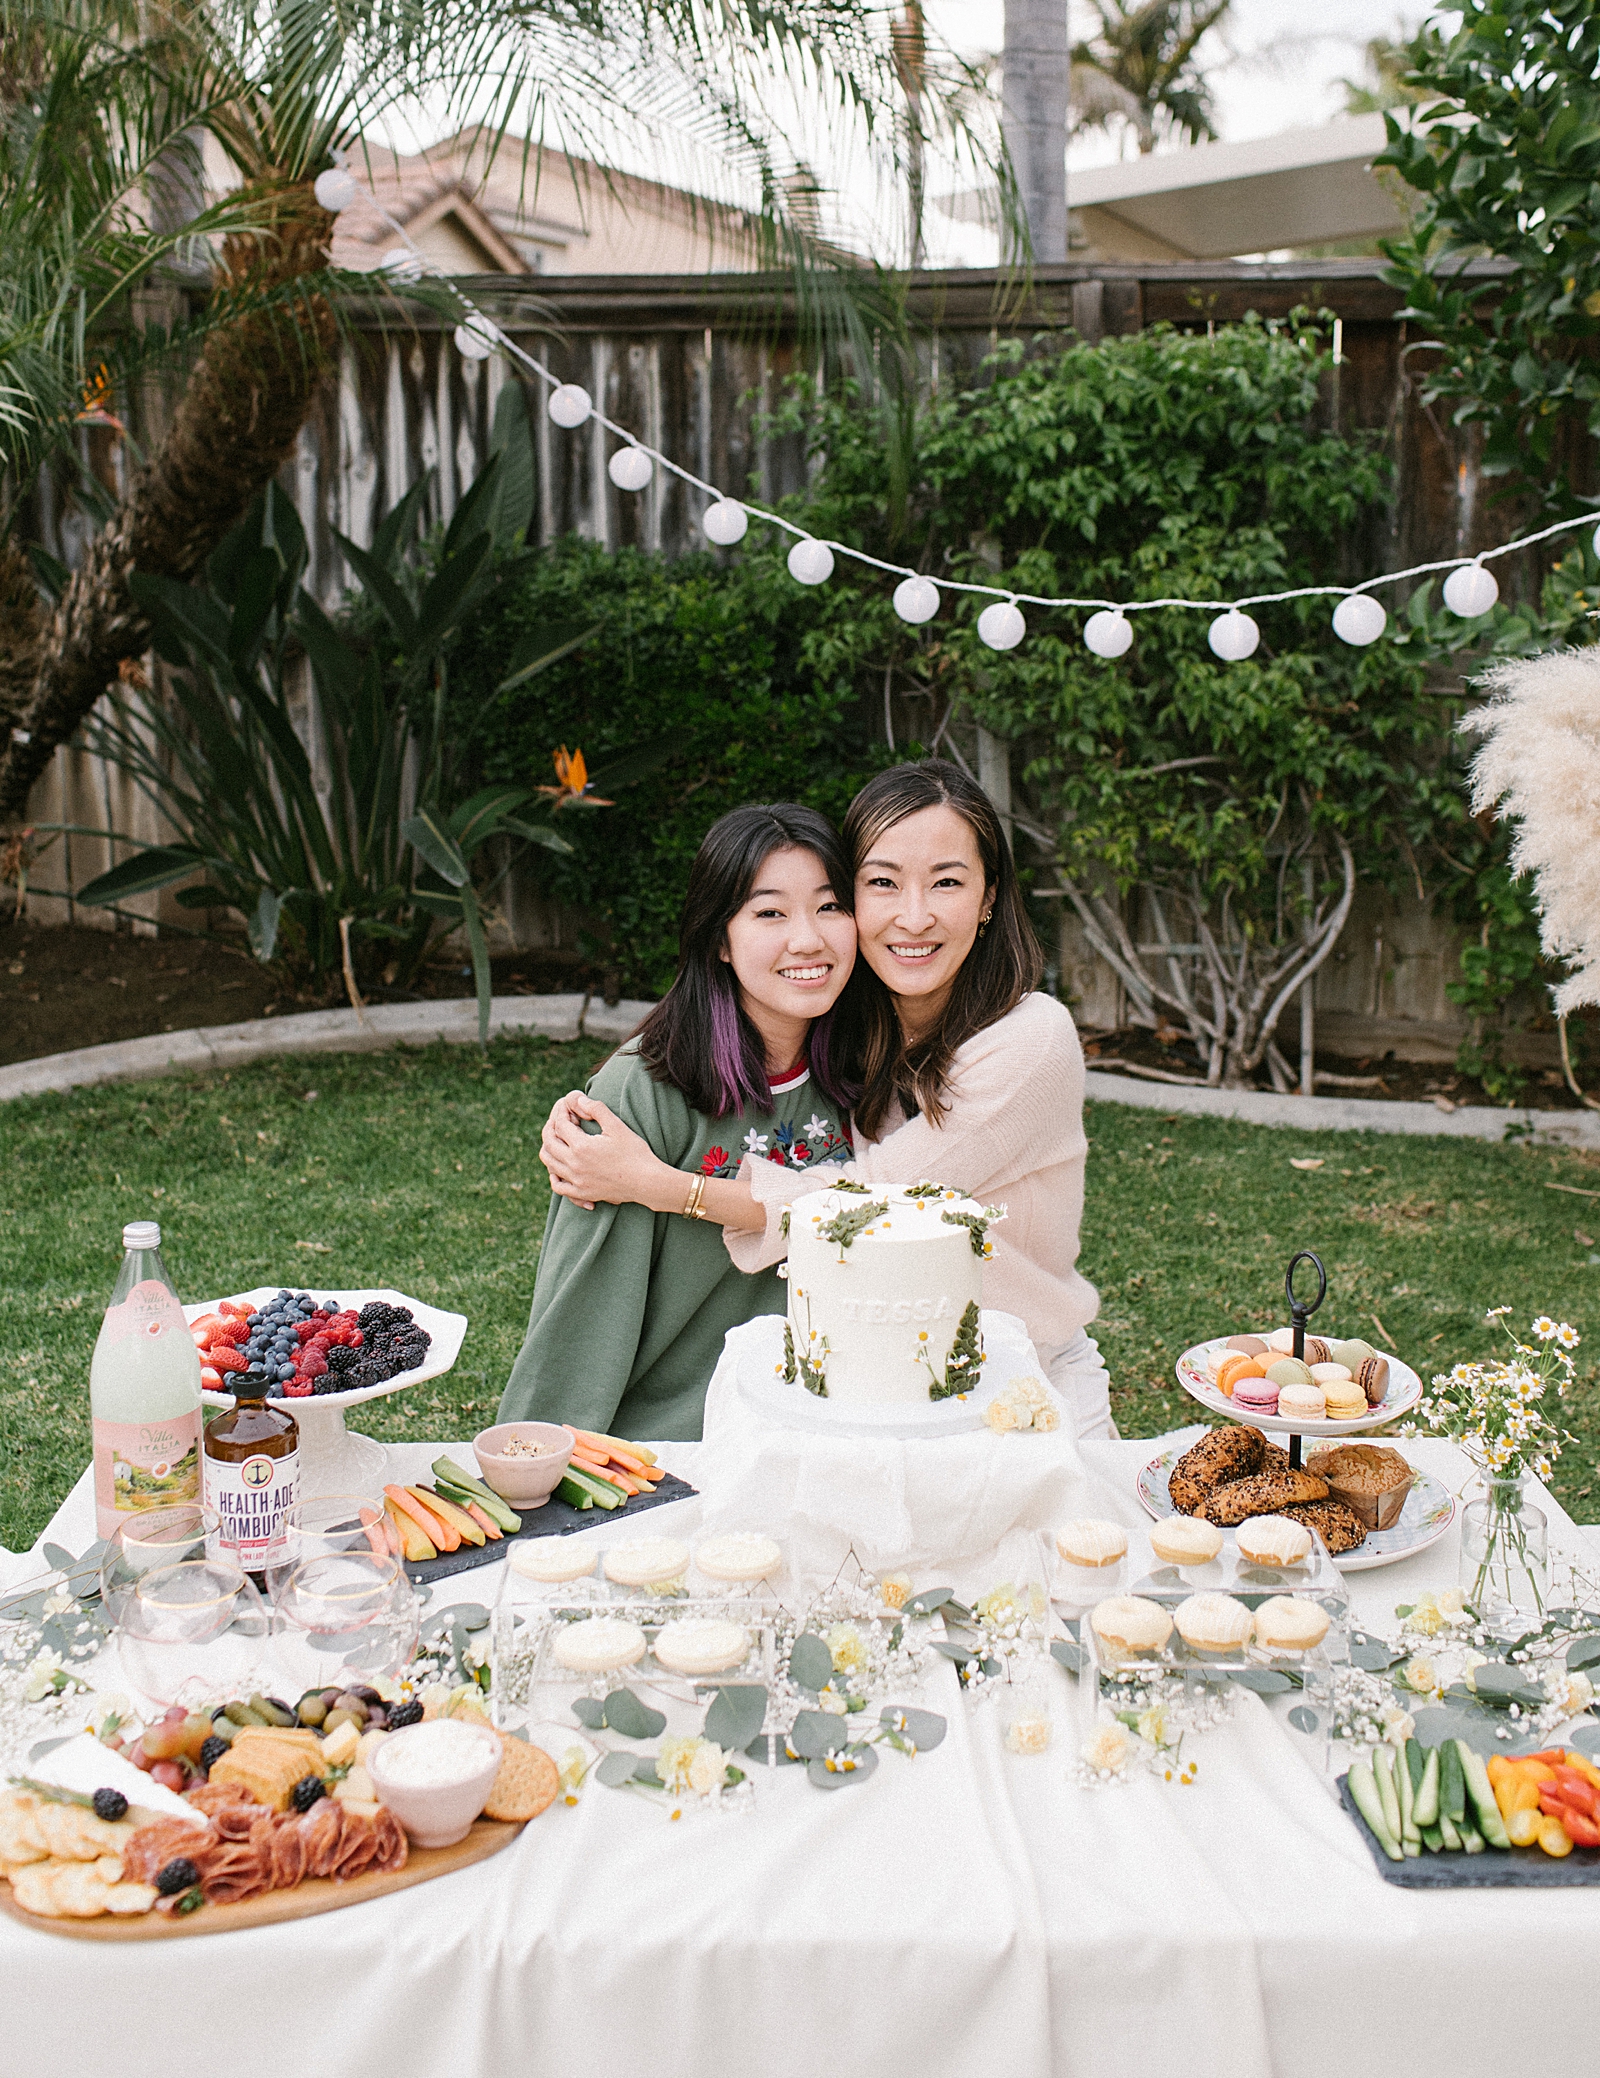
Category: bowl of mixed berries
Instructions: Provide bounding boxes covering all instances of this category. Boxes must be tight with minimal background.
[192,1291,436,1401]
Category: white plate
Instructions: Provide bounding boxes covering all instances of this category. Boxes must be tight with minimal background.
[1136,1445,1456,1572]
[1176,1337,1423,1436]
[186,1286,467,1413]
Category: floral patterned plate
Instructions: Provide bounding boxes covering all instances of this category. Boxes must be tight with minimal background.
[1136,1447,1456,1572]
[1176,1337,1424,1438]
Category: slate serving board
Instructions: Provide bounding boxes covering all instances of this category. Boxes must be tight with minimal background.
[1337,1774,1600,1887]
[404,1471,698,1585]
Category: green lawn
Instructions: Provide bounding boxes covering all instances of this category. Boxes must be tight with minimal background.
[3,1037,1599,1551]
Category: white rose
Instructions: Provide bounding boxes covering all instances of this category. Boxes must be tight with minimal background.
[1402,1654,1440,1696]
[1081,1722,1130,1774]
[1136,1705,1170,1748]
[1031,1403,1062,1433]
[687,1740,728,1797]
[818,1688,850,1715]
[985,1399,1019,1435]
[22,1648,63,1702]
[657,1735,699,1792]
[1434,1586,1467,1622]
[1382,1706,1416,1744]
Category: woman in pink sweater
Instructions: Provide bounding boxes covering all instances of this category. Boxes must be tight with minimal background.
[540,759,1112,1437]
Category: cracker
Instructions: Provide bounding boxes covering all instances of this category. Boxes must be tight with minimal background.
[483,1736,559,1823]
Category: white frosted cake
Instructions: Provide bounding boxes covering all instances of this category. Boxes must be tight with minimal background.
[780,1183,1001,1408]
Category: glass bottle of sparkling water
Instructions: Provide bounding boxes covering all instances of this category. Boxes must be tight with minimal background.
[90,1221,203,1540]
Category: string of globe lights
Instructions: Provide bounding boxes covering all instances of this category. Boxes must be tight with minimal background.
[313,164,1600,663]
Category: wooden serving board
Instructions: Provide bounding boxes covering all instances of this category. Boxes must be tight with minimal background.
[0,1816,524,1940]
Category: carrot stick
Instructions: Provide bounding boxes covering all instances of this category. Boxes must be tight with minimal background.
[571,1429,657,1469]
[385,1483,459,1552]
[571,1453,641,1493]
[462,1501,503,1540]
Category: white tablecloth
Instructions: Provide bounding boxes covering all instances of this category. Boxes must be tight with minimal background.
[8,1435,1600,2078]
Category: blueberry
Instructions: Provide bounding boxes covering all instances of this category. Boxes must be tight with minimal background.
[278,1289,292,1300]
[247,1313,262,1327]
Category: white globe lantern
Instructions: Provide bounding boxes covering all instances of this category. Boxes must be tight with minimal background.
[702,499,748,546]
[607,446,653,492]
[892,575,940,624]
[547,383,593,429]
[1442,562,1499,618]
[452,318,497,362]
[313,167,357,213]
[1331,592,1387,646]
[977,600,1026,652]
[1083,609,1133,659]
[1593,522,1600,561]
[787,538,834,586]
[1207,609,1261,662]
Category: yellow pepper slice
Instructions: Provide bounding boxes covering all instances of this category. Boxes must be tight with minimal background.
[1539,1816,1574,1858]
[1508,1807,1543,1848]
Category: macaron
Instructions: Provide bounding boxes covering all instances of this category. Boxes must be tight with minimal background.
[1357,1355,1391,1406]
[1276,1381,1327,1423]
[1226,1335,1269,1358]
[1149,1516,1225,1566]
[1304,1337,1333,1367]
[1323,1380,1368,1421]
[1090,1595,1174,1658]
[1236,1515,1313,1567]
[1056,1519,1129,1569]
[1215,1353,1264,1398]
[1309,1362,1352,1386]
[1265,1357,1313,1390]
[1174,1592,1254,1654]
[1266,1327,1298,1354]
[1329,1337,1376,1371]
[1232,1375,1279,1415]
[1253,1596,1331,1655]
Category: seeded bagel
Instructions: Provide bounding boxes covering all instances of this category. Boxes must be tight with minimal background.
[1198,1465,1330,1525]
[1280,1498,1368,1555]
[1167,1426,1265,1515]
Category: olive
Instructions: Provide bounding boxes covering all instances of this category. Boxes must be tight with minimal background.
[223,1700,256,1726]
[323,1707,362,1735]
[334,1690,369,1719]
[296,1693,328,1727]
[206,1717,238,1745]
[247,1693,296,1728]
[350,1685,384,1707]
[320,1687,343,1705]
[365,1705,389,1729]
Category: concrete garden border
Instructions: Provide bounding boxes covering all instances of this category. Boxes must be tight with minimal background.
[3,999,1598,1149]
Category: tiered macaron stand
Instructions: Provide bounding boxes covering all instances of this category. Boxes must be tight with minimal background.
[1137,1251,1456,1572]
[187,1287,468,1494]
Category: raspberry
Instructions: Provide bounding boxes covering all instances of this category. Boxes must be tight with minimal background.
[295,1320,321,1344]
[283,1381,313,1398]
[298,1350,328,1379]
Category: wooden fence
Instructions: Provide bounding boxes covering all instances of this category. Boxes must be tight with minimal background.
[20,256,1574,1064]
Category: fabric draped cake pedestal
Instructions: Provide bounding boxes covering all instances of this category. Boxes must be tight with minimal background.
[692,1312,1114,1588]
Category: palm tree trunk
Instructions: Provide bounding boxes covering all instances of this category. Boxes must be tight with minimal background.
[1002,0,1069,260]
[0,179,335,823]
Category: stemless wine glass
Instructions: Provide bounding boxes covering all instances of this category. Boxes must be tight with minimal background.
[268,1551,419,1698]
[100,1505,224,1623]
[264,1494,394,1603]
[115,1555,270,1712]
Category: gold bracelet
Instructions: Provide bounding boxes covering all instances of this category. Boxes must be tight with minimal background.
[683,1173,708,1220]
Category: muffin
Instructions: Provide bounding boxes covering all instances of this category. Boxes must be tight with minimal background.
[1090,1595,1173,1660]
[1253,1596,1330,1655]
[1055,1520,1129,1569]
[552,1617,648,1674]
[1174,1593,1254,1654]
[1305,1443,1414,1530]
[1235,1515,1314,1567]
[1149,1517,1225,1566]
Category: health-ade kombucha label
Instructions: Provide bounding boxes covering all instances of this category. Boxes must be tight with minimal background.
[93,1416,202,1536]
[204,1449,300,1569]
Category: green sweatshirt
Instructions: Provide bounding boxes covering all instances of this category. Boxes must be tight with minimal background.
[498,1040,852,1441]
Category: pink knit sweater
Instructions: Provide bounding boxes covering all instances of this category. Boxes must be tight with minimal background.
[724,991,1099,1362]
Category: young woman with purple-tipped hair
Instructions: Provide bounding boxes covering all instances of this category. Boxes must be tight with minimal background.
[497,804,860,1440]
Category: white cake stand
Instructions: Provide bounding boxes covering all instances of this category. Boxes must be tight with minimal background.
[187,1286,468,1494]
[734,1309,1047,1438]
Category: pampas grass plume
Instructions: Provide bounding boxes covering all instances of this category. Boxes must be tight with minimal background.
[1463,645,1600,1013]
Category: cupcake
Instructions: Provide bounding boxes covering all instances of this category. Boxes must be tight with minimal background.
[653,1619,751,1675]
[1174,1593,1254,1654]
[1253,1596,1330,1655]
[552,1616,648,1674]
[1276,1381,1327,1423]
[603,1538,691,1592]
[1322,1379,1368,1421]
[510,1538,599,1585]
[1056,1520,1129,1569]
[1226,1335,1269,1358]
[1356,1355,1390,1407]
[1265,1357,1313,1391]
[1232,1375,1279,1416]
[1149,1517,1224,1566]
[1236,1516,1313,1567]
[1090,1595,1173,1660]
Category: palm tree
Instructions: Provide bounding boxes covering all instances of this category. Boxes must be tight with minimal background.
[0,0,991,824]
[1070,0,1233,156]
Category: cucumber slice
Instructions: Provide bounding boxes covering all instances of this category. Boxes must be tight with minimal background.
[1455,1740,1512,1849]
[430,1458,522,1532]
[1414,1747,1441,1828]
[558,1469,623,1511]
[1441,1738,1466,1824]
[1438,1810,1463,1852]
[1460,1820,1485,1854]
[1374,1744,1403,1842]
[1405,1738,1425,1794]
[1348,1762,1403,1861]
[1421,1822,1444,1853]
[1396,1741,1419,1847]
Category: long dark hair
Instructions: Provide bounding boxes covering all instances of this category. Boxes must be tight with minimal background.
[635,803,858,1119]
[844,758,1043,1137]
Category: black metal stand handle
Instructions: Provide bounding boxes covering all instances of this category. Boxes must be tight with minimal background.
[1283,1250,1327,1471]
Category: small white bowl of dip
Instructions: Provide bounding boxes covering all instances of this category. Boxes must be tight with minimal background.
[367,1719,503,1847]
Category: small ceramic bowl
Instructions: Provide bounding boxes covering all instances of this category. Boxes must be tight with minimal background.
[472,1422,575,1506]
[367,1721,503,1848]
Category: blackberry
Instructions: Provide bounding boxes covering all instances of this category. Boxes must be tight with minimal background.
[288,1775,325,1814]
[91,1787,128,1822]
[325,1345,360,1374]
[387,1701,424,1729]
[198,1736,229,1773]
[155,1856,200,1896]
[313,1374,346,1396]
[357,1301,397,1332]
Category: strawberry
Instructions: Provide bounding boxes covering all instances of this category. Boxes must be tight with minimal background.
[215,1318,250,1345]
[207,1346,248,1375]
